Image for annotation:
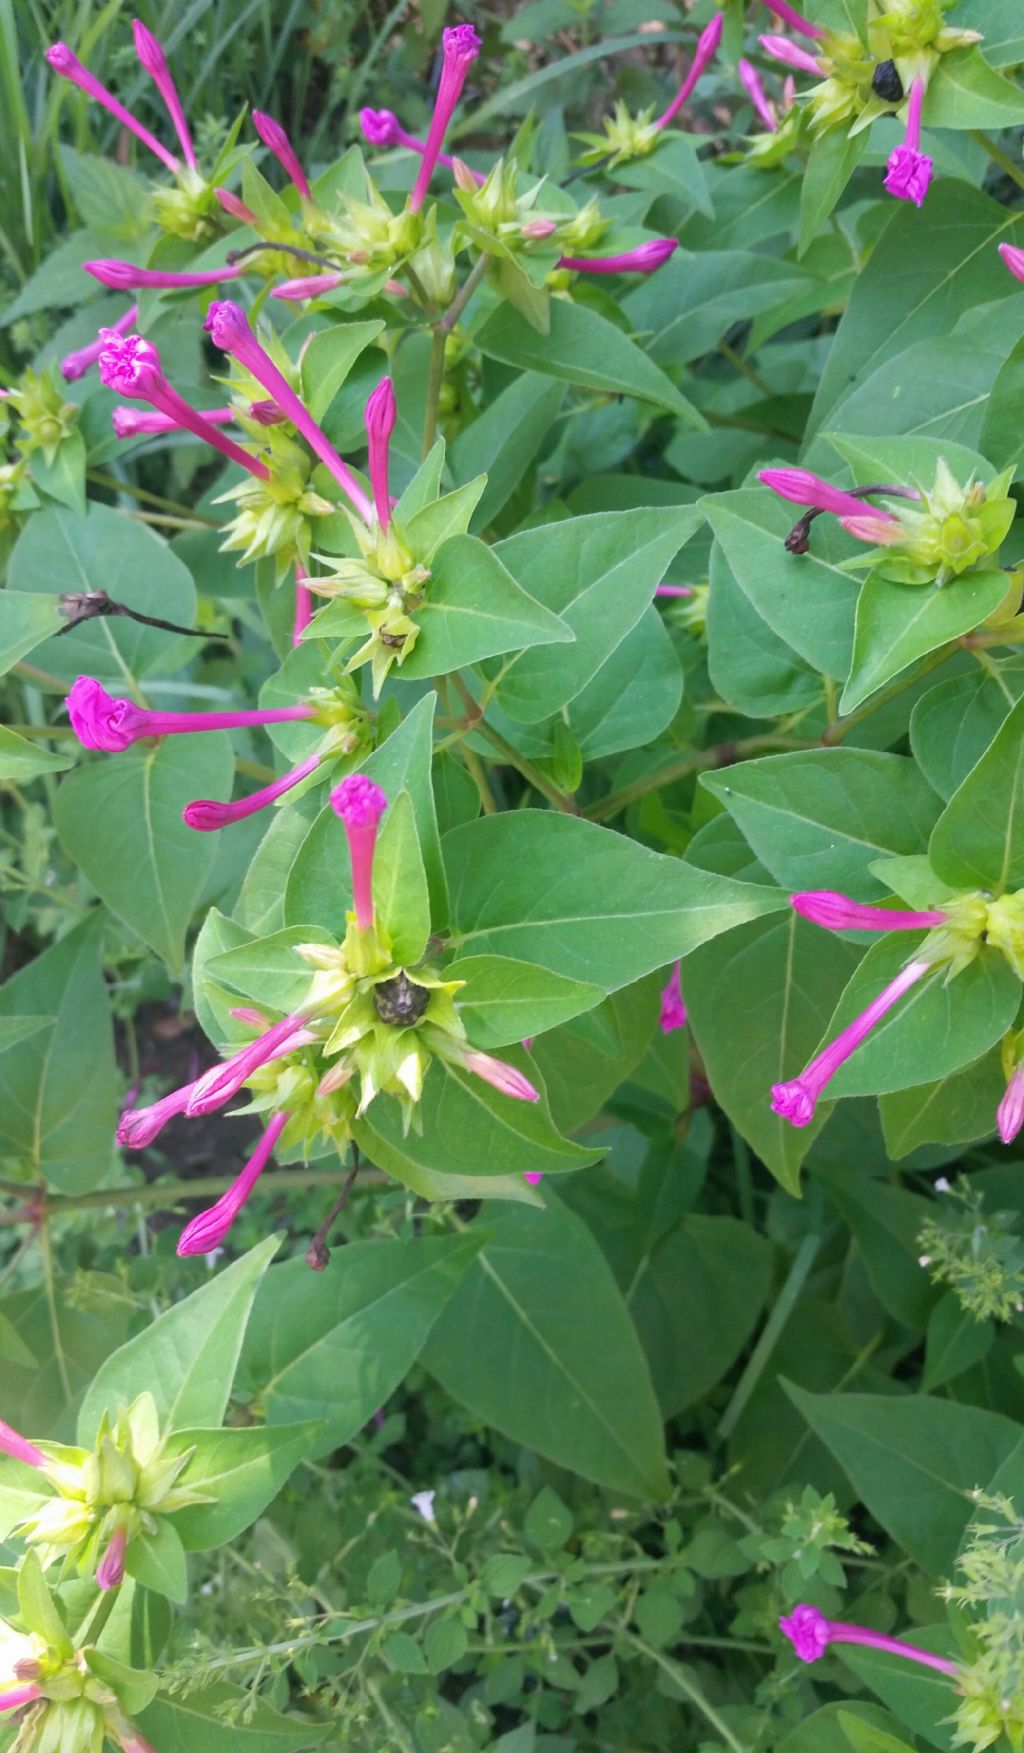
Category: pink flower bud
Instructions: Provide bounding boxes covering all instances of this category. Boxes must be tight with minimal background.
[177,1113,288,1254]
[655,10,724,130]
[409,24,482,212]
[186,1017,313,1116]
[131,19,196,167]
[760,0,826,40]
[839,513,905,546]
[118,1080,198,1148]
[521,218,558,241]
[96,1525,128,1590]
[271,272,346,302]
[252,109,311,199]
[98,330,268,479]
[331,774,388,931]
[46,41,180,171]
[559,239,678,275]
[659,961,687,1032]
[85,259,245,291]
[523,1171,544,1186]
[772,958,931,1128]
[112,404,234,438]
[0,1685,42,1713]
[759,468,896,523]
[0,1418,46,1470]
[1000,243,1024,285]
[215,186,258,224]
[998,1063,1024,1145]
[759,34,823,75]
[790,891,947,932]
[365,377,397,527]
[463,1050,540,1103]
[184,754,322,831]
[739,58,777,132]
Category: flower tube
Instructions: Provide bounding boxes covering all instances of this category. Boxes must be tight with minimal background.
[46,42,180,171]
[409,25,482,212]
[184,754,323,832]
[781,1604,958,1675]
[97,331,269,479]
[177,1113,289,1254]
[654,12,724,131]
[131,19,196,167]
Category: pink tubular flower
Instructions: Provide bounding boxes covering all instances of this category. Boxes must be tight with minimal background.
[656,584,694,598]
[215,186,258,224]
[998,1063,1024,1145]
[177,1112,289,1255]
[203,301,372,520]
[97,330,269,480]
[293,562,313,648]
[118,1080,198,1149]
[772,957,931,1128]
[365,377,396,527]
[131,20,196,168]
[184,753,322,832]
[186,1015,313,1116]
[61,302,138,383]
[0,1686,42,1713]
[759,468,899,524]
[761,0,826,39]
[523,1171,544,1186]
[463,1050,540,1103]
[331,774,388,931]
[791,891,948,932]
[780,1604,959,1676]
[46,42,180,172]
[558,238,679,274]
[272,272,346,302]
[252,109,311,199]
[409,24,482,212]
[1000,243,1024,285]
[660,962,687,1033]
[759,34,823,75]
[85,259,246,292]
[884,78,933,208]
[839,513,905,546]
[739,58,777,132]
[112,403,234,438]
[358,105,485,182]
[0,1418,45,1470]
[96,1526,127,1591]
[655,11,724,130]
[66,675,314,753]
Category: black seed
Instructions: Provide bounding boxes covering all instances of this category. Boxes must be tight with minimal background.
[374,972,430,1027]
[872,60,904,104]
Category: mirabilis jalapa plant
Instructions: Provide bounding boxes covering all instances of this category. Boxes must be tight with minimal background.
[5,0,1024,1748]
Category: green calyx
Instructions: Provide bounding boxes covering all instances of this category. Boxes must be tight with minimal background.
[847,461,1017,587]
[576,100,661,169]
[915,890,1024,982]
[8,371,79,466]
[316,172,422,279]
[150,165,219,242]
[215,426,335,579]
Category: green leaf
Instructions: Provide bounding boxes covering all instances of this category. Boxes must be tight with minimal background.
[162,1422,324,1549]
[423,1196,670,1499]
[954,0,1024,66]
[0,726,73,781]
[444,954,604,1048]
[77,1237,280,1445]
[623,250,815,367]
[424,1615,469,1673]
[799,128,868,256]
[476,299,704,423]
[611,131,711,215]
[879,1048,1005,1157]
[928,692,1024,891]
[29,429,87,517]
[299,319,385,422]
[491,507,701,722]
[910,663,1024,801]
[701,750,941,899]
[703,490,856,680]
[18,1551,71,1655]
[451,373,567,530]
[824,939,1020,1099]
[8,504,198,684]
[838,1642,959,1752]
[125,1517,188,1605]
[444,812,785,988]
[685,912,860,1194]
[841,570,1010,713]
[371,789,430,965]
[524,1486,573,1551]
[926,46,1024,130]
[138,1684,330,1753]
[389,533,571,677]
[0,590,63,677]
[562,607,683,759]
[837,1712,918,1753]
[922,1292,993,1393]
[0,1273,132,1441]
[0,1015,55,1054]
[54,733,234,973]
[356,1055,599,1185]
[240,1233,484,1452]
[779,1705,919,1753]
[206,924,333,1016]
[786,1383,1021,1572]
[817,1169,936,1329]
[0,915,116,1193]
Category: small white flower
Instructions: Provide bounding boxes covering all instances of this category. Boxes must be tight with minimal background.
[410,1490,436,1524]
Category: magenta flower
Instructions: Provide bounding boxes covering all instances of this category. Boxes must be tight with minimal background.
[998,1063,1024,1145]
[791,891,948,932]
[462,1050,540,1102]
[409,24,482,213]
[331,774,388,931]
[0,1418,45,1470]
[1000,243,1024,285]
[780,1604,958,1676]
[61,302,138,383]
[839,513,906,546]
[85,259,246,292]
[558,239,679,274]
[184,753,322,832]
[523,1171,544,1186]
[739,58,777,132]
[46,41,180,171]
[772,956,931,1128]
[131,19,196,168]
[97,331,269,480]
[248,398,287,426]
[118,1080,199,1148]
[758,468,895,524]
[272,272,346,302]
[0,1686,42,1714]
[203,301,372,520]
[67,675,314,753]
[252,109,311,199]
[654,11,724,130]
[215,186,258,224]
[96,1526,127,1591]
[365,377,397,527]
[760,0,826,40]
[884,78,933,208]
[655,584,694,599]
[112,404,234,438]
[185,1015,314,1117]
[759,34,823,75]
[293,562,313,648]
[660,962,688,1032]
[177,1112,289,1255]
[358,105,485,183]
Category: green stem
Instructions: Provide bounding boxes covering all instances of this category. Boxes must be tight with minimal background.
[421,329,447,460]
[450,672,579,813]
[439,253,489,336]
[971,131,1024,194]
[86,471,217,523]
[585,735,811,822]
[79,1584,121,1647]
[821,643,956,744]
[0,1168,386,1226]
[617,1628,750,1753]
